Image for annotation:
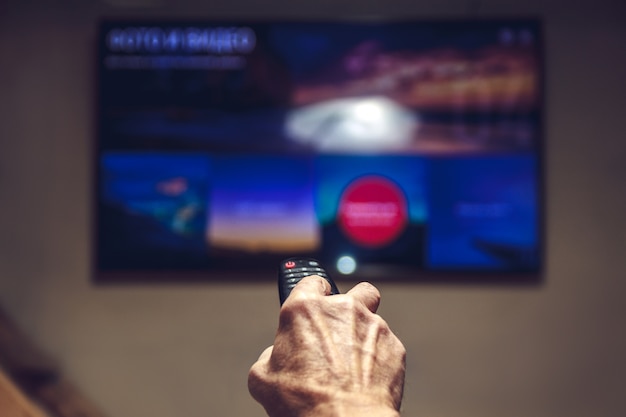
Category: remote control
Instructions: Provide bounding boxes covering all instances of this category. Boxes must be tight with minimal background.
[278,257,340,305]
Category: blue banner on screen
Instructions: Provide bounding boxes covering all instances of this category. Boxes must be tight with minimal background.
[96,19,543,279]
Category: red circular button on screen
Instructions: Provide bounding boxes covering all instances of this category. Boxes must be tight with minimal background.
[338,176,408,248]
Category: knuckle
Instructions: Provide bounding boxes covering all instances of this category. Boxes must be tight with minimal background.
[248,361,274,396]
[335,295,357,310]
[279,293,319,323]
[247,364,264,391]
[368,313,389,330]
[396,341,407,359]
[359,281,381,298]
[277,302,298,325]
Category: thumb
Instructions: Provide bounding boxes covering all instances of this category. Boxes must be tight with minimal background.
[288,275,332,299]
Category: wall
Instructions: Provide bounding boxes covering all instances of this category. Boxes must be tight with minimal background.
[1,1,625,416]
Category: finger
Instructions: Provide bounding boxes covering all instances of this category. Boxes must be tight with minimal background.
[288,275,332,299]
[346,281,381,313]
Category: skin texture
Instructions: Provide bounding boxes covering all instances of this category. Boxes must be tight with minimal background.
[249,276,406,417]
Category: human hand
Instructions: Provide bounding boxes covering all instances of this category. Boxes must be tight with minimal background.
[248,276,406,417]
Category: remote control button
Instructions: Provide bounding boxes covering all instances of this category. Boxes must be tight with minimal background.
[279,258,340,306]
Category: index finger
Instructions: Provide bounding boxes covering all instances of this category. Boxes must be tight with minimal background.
[346,281,381,313]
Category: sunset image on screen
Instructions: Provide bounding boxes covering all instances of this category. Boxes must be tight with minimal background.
[207,156,319,254]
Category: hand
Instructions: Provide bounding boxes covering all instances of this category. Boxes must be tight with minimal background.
[248,276,406,417]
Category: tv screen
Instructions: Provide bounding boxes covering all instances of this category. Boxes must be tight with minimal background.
[95,18,543,282]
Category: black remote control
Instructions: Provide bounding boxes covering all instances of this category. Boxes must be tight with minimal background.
[278,257,340,305]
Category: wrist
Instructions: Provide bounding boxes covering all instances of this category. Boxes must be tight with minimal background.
[302,395,400,417]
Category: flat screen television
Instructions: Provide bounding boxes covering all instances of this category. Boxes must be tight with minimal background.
[95,18,543,282]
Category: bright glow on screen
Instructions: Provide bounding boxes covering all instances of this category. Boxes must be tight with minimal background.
[285,96,418,153]
[337,256,357,275]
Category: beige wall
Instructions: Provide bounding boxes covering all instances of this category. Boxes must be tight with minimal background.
[1,1,625,416]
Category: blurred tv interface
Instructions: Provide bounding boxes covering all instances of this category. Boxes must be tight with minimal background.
[96,19,543,280]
